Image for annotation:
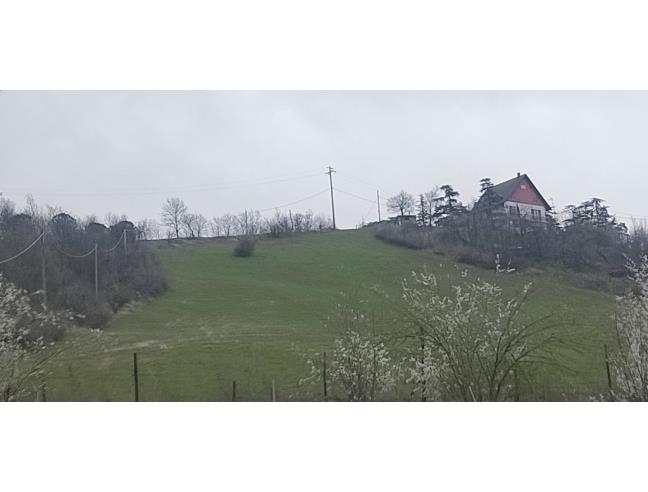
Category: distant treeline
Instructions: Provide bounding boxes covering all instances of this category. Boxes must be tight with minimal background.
[0,197,167,329]
[157,197,333,239]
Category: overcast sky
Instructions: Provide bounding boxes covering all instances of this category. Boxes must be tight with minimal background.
[1,91,646,229]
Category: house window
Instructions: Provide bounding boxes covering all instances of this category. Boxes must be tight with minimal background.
[508,205,518,216]
[531,209,542,221]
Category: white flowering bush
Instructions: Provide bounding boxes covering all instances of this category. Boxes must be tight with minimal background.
[301,304,397,401]
[610,257,648,401]
[0,275,70,401]
[401,270,558,401]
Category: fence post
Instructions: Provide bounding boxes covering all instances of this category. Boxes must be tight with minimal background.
[604,344,612,391]
[133,352,139,402]
[232,380,237,402]
[323,351,328,402]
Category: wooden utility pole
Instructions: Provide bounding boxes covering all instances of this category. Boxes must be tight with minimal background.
[94,243,99,301]
[323,351,328,402]
[232,380,237,402]
[326,166,336,229]
[123,229,128,257]
[40,232,47,309]
[271,379,276,402]
[376,190,381,222]
[133,352,139,402]
[604,344,612,391]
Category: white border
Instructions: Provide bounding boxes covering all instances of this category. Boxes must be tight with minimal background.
[2,1,648,490]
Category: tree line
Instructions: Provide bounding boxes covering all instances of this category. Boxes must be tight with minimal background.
[0,196,166,329]
[160,197,332,239]
[377,180,647,288]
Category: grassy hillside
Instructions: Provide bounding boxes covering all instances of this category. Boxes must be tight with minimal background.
[42,229,615,401]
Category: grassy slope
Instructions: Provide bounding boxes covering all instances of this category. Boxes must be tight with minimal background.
[45,229,614,401]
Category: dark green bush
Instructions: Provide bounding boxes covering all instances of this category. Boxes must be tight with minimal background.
[233,236,257,257]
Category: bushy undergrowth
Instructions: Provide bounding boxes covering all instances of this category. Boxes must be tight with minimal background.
[233,236,257,257]
[372,220,640,294]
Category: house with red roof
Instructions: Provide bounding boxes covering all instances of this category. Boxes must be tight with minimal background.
[476,173,551,231]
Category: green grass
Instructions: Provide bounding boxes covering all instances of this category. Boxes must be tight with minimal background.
[42,229,615,401]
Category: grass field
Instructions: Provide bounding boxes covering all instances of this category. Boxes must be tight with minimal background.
[42,228,616,401]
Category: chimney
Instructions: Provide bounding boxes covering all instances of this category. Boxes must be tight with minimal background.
[517,172,521,177]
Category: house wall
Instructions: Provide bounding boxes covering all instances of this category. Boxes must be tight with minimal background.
[503,200,547,222]
[509,180,546,207]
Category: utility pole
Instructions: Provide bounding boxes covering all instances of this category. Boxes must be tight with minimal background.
[133,352,139,402]
[376,190,381,222]
[40,232,47,309]
[326,166,336,229]
[123,229,127,257]
[94,243,99,301]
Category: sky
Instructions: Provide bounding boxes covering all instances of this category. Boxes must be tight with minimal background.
[1,91,647,230]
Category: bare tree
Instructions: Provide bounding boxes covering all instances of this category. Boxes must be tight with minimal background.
[136,218,161,240]
[220,213,237,238]
[105,212,128,227]
[424,187,441,227]
[387,190,415,218]
[194,214,208,238]
[236,209,262,236]
[210,217,222,237]
[181,212,198,238]
[161,198,187,239]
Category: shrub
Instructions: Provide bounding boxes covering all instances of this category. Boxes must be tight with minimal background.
[0,275,71,401]
[233,236,257,257]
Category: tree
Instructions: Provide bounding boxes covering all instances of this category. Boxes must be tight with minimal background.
[193,214,208,238]
[610,257,648,401]
[416,194,429,226]
[387,190,415,218]
[220,213,237,238]
[423,187,440,227]
[400,270,560,401]
[432,184,468,230]
[181,212,198,238]
[161,198,187,239]
[136,218,161,240]
[236,209,263,236]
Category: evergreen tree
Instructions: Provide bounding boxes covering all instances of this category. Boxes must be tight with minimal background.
[416,194,429,226]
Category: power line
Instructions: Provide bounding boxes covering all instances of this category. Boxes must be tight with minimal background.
[258,189,330,212]
[1,171,324,198]
[334,187,377,204]
[0,232,44,264]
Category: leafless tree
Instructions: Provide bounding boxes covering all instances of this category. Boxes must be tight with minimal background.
[161,197,187,239]
[105,212,128,227]
[387,190,415,218]
[236,209,263,236]
[220,213,237,238]
[136,218,161,240]
[181,212,198,238]
[194,214,209,238]
[424,187,441,227]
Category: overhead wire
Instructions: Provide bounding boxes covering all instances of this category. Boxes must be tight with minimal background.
[1,169,325,197]
[0,232,44,265]
[51,242,96,259]
[257,189,330,212]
